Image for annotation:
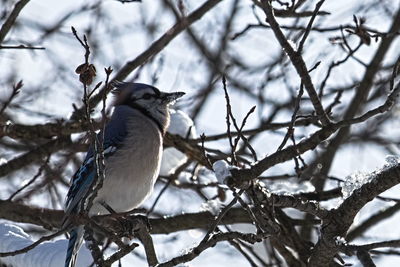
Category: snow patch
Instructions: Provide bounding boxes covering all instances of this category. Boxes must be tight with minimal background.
[160,109,196,176]
[264,180,315,195]
[0,223,92,267]
[213,160,235,184]
[200,199,221,215]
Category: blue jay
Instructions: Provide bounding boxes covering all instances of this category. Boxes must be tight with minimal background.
[63,82,185,267]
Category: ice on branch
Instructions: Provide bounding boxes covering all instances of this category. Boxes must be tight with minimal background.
[334,236,347,246]
[383,155,400,169]
[342,171,371,199]
[0,158,7,165]
[160,109,196,176]
[263,180,315,195]
[341,155,400,200]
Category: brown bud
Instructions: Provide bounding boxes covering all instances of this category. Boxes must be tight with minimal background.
[75,63,97,85]
[75,63,88,74]
[79,70,93,85]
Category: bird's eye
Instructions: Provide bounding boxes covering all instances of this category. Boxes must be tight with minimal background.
[142,93,152,100]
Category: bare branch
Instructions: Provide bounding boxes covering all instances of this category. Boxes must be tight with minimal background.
[0,0,30,44]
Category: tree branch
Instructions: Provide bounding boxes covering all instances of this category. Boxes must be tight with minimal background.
[0,0,30,44]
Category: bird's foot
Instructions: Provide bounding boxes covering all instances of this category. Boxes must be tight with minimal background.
[107,214,150,239]
[98,202,151,238]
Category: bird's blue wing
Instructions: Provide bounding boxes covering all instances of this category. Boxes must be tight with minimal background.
[64,112,128,220]
[83,114,128,163]
[63,108,130,267]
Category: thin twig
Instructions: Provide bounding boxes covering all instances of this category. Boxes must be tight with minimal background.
[157,231,266,267]
[84,226,105,266]
[0,81,23,115]
[222,76,237,164]
[277,84,304,151]
[0,44,45,49]
[70,0,223,121]
[259,0,330,126]
[7,154,51,201]
[233,106,258,162]
[297,0,325,54]
[136,222,159,266]
[147,179,171,215]
[230,81,400,184]
[0,0,30,44]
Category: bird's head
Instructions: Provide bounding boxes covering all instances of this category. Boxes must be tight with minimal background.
[112,82,185,132]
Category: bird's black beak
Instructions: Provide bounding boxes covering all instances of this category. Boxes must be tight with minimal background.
[161,91,185,104]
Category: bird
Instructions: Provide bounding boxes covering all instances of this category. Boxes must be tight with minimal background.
[63,82,185,267]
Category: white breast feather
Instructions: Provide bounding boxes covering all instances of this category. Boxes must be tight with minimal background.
[89,111,163,215]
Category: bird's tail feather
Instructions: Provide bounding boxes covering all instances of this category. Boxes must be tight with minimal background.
[65,226,84,267]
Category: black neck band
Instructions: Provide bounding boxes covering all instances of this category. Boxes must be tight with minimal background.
[126,103,164,135]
